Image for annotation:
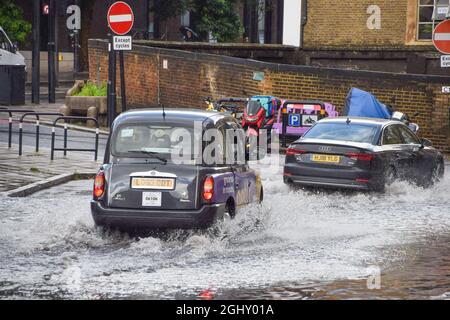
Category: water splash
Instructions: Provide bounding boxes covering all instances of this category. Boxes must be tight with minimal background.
[0,164,449,299]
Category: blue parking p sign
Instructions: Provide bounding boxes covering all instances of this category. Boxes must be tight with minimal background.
[288,114,301,127]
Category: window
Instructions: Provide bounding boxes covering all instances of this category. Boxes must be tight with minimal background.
[397,125,420,145]
[113,123,201,164]
[0,30,12,52]
[257,0,266,44]
[181,11,190,27]
[303,123,379,144]
[382,125,403,145]
[147,0,155,39]
[417,0,449,40]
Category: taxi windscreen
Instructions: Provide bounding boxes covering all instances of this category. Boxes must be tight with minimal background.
[112,123,202,161]
[302,122,379,144]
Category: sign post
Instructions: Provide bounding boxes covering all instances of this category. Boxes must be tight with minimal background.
[47,0,56,104]
[32,0,40,104]
[106,1,134,128]
[67,3,81,77]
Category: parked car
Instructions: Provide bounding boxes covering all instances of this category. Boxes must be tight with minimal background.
[0,27,26,66]
[91,109,263,232]
[272,100,339,141]
[284,117,445,191]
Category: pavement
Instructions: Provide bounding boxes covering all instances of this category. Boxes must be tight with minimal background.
[0,102,106,196]
[0,141,103,194]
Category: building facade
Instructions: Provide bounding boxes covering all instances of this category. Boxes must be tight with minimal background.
[12,0,450,75]
[298,0,446,74]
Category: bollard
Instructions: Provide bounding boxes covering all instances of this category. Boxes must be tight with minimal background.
[64,122,68,156]
[95,127,99,161]
[8,115,12,148]
[51,126,55,161]
[35,116,40,153]
[19,122,23,156]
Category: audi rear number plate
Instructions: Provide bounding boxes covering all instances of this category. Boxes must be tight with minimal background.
[312,154,341,164]
[142,192,162,207]
[131,177,175,190]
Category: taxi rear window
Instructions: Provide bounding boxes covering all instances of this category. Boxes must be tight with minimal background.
[112,123,201,161]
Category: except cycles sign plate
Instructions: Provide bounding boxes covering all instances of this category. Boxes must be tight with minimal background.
[113,36,132,50]
[107,1,134,36]
[441,55,450,67]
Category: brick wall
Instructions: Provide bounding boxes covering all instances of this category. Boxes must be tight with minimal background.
[303,0,415,49]
[89,39,450,151]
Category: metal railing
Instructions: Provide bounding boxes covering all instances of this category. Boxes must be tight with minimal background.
[51,116,99,161]
[0,109,36,148]
[19,112,64,155]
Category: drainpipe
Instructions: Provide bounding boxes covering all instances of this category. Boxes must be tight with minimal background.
[300,0,307,49]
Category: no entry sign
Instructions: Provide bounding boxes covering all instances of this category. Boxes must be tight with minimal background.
[107,1,134,35]
[433,20,450,54]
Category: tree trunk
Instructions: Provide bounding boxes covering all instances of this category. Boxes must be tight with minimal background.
[79,0,95,72]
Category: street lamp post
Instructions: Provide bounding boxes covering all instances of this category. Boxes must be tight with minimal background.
[32,0,40,104]
[48,0,56,103]
[74,0,81,76]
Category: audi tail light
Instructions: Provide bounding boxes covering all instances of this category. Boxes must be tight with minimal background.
[346,153,374,162]
[286,148,307,156]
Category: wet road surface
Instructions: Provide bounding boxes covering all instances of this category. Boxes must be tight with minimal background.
[0,161,449,300]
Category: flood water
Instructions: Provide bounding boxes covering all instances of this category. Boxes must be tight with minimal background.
[0,161,449,300]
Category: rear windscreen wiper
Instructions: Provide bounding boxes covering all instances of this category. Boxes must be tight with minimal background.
[127,150,168,164]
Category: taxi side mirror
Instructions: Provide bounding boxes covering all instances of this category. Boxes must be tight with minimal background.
[408,123,420,133]
[421,138,432,148]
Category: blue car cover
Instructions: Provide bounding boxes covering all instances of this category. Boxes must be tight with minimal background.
[343,88,392,119]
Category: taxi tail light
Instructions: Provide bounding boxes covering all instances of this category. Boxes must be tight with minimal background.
[286,148,307,156]
[94,171,105,199]
[346,153,374,161]
[202,176,214,201]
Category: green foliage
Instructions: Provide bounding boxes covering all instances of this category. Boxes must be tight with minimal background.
[0,0,31,44]
[151,0,189,22]
[75,82,107,97]
[151,0,242,42]
[189,0,242,42]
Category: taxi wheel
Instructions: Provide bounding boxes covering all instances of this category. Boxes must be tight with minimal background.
[209,204,233,238]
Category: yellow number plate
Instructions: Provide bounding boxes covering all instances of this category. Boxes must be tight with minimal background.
[131,178,175,190]
[312,154,341,164]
